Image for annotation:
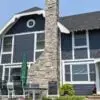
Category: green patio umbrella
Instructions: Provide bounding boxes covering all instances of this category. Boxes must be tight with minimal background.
[21,54,28,88]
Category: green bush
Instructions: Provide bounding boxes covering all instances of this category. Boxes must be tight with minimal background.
[42,96,85,100]
[42,97,52,100]
[59,84,75,96]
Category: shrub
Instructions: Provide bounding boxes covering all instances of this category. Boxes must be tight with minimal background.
[42,97,52,100]
[59,84,75,96]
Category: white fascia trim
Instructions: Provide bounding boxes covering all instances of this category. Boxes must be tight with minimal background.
[0,15,16,35]
[16,10,45,18]
[57,22,70,34]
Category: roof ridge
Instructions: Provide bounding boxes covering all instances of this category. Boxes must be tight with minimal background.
[61,10,100,19]
[17,7,42,14]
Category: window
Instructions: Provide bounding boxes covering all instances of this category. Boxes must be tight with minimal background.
[72,64,88,81]
[1,36,13,64]
[4,67,21,82]
[65,65,71,81]
[74,32,86,46]
[36,33,45,49]
[3,37,12,52]
[64,63,96,82]
[35,33,44,60]
[1,54,11,63]
[89,64,96,81]
[73,31,88,59]
[10,68,21,82]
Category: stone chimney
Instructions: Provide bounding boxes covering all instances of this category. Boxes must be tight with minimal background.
[28,0,60,89]
[45,0,59,81]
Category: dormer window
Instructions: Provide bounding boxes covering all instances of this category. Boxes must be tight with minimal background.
[27,19,36,28]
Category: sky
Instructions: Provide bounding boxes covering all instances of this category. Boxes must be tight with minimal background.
[0,0,100,29]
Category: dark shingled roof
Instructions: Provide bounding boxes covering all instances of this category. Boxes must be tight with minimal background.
[60,11,100,32]
[18,7,42,14]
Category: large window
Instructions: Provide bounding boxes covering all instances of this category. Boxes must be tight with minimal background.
[35,33,45,60]
[73,31,89,59]
[64,63,96,82]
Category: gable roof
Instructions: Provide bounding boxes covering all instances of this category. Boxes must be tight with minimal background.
[18,7,42,14]
[60,11,100,32]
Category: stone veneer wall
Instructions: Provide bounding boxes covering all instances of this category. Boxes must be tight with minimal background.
[28,0,60,90]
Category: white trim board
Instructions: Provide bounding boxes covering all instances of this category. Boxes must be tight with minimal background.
[0,10,70,36]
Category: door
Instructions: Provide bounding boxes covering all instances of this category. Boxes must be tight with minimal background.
[96,62,100,94]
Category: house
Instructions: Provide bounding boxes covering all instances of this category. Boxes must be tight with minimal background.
[1,5,100,97]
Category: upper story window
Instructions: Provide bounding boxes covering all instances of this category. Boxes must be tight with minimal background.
[35,33,45,60]
[1,36,13,64]
[3,37,12,52]
[74,32,86,46]
[73,31,89,59]
[36,33,45,49]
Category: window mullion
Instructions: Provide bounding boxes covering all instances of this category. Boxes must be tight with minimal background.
[86,30,90,59]
[70,65,72,82]
[8,68,11,82]
[87,64,90,82]
[34,33,37,61]
[72,32,75,60]
[11,36,14,63]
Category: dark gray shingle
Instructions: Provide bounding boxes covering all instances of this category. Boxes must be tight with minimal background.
[18,7,42,14]
[60,11,100,32]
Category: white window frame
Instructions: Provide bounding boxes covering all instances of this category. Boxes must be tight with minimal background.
[63,62,96,84]
[3,64,21,82]
[0,30,45,64]
[34,32,44,61]
[0,35,14,64]
[72,31,90,60]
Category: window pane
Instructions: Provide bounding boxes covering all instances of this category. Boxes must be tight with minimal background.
[74,31,86,46]
[35,51,43,60]
[89,64,96,81]
[1,54,11,64]
[65,65,70,81]
[75,48,88,59]
[36,41,44,49]
[4,68,9,82]
[37,33,44,41]
[36,33,45,49]
[10,68,21,82]
[72,64,88,81]
[3,37,12,52]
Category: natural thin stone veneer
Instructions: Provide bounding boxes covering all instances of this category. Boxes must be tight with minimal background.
[28,0,60,91]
